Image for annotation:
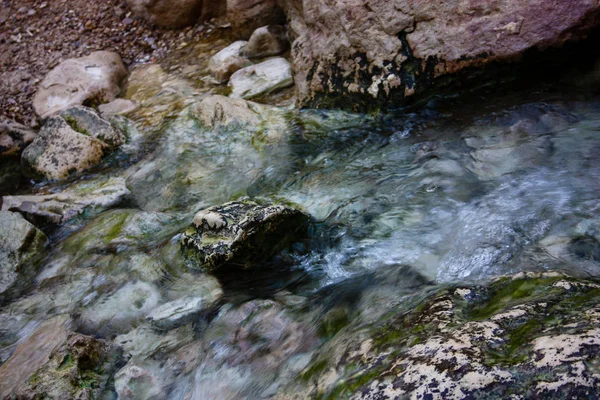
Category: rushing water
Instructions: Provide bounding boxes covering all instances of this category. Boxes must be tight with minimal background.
[2,76,600,397]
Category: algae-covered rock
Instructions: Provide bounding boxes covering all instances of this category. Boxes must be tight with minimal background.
[11,332,121,399]
[181,199,309,273]
[60,105,126,149]
[0,211,47,300]
[277,272,600,399]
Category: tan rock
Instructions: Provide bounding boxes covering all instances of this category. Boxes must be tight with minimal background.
[126,0,204,28]
[208,41,253,83]
[33,51,127,119]
[242,25,289,59]
[0,119,36,158]
[227,0,285,38]
[21,116,109,180]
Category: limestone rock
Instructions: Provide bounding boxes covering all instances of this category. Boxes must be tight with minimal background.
[0,211,47,300]
[282,0,600,109]
[0,119,36,158]
[21,107,125,181]
[33,51,127,119]
[60,105,126,148]
[189,95,263,128]
[242,25,289,59]
[276,272,600,399]
[229,57,294,99]
[181,199,309,272]
[1,176,130,226]
[208,41,253,83]
[227,0,285,38]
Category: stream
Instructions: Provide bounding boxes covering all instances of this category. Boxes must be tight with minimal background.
[2,65,600,398]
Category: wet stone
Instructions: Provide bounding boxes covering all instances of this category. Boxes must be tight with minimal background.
[181,199,309,273]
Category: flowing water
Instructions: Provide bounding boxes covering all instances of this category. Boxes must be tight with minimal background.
[2,69,600,397]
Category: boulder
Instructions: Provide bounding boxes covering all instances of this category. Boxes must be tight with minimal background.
[0,316,71,398]
[0,211,47,300]
[21,107,125,180]
[0,119,36,158]
[276,272,600,399]
[208,41,253,83]
[33,51,127,119]
[229,57,294,99]
[1,176,130,226]
[126,0,207,28]
[282,0,600,109]
[181,199,309,272]
[146,296,214,330]
[227,0,286,38]
[11,331,120,399]
[241,25,289,59]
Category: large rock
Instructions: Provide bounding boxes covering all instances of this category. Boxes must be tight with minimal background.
[282,0,600,109]
[276,272,600,399]
[21,107,125,180]
[229,57,294,99]
[33,51,127,119]
[0,119,36,158]
[0,211,47,300]
[10,331,120,399]
[208,41,253,83]
[242,25,289,59]
[227,0,286,38]
[181,199,309,272]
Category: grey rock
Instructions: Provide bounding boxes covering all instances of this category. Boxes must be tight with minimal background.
[60,105,125,149]
[1,176,130,226]
[208,41,253,83]
[181,199,309,272]
[242,25,289,59]
[0,119,37,158]
[229,57,294,99]
[0,211,47,299]
[147,296,211,330]
[33,51,127,119]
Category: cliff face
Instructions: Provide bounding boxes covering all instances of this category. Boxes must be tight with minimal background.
[281,0,600,110]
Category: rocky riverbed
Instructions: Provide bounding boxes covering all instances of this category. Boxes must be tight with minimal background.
[1,1,600,399]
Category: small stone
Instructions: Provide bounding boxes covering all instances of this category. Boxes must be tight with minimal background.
[241,25,289,59]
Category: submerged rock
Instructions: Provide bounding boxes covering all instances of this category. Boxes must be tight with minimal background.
[0,211,47,300]
[33,51,127,119]
[209,41,253,83]
[181,200,309,273]
[1,176,130,227]
[0,118,36,158]
[147,291,221,330]
[277,272,600,399]
[21,107,125,180]
[242,25,289,59]
[229,57,294,99]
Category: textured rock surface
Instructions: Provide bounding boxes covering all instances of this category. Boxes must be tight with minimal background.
[282,0,600,109]
[0,119,36,158]
[33,51,127,119]
[21,108,125,181]
[227,0,286,38]
[0,211,47,299]
[229,57,294,99]
[11,331,120,399]
[0,316,71,398]
[98,98,140,116]
[208,41,253,83]
[242,25,289,59]
[181,199,309,272]
[146,296,216,330]
[277,272,600,399]
[1,176,130,226]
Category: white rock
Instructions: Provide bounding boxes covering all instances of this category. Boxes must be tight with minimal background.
[147,297,208,330]
[228,57,293,100]
[33,51,127,119]
[208,41,253,83]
